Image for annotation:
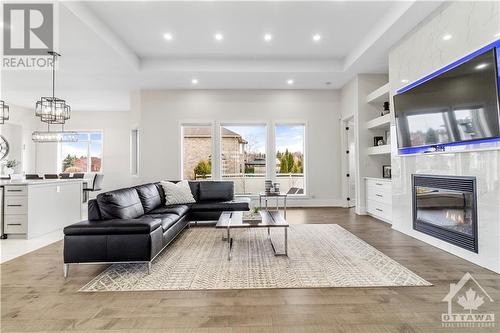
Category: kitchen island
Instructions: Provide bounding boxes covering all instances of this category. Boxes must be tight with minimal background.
[1,179,83,239]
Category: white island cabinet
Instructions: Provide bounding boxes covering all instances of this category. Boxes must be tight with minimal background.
[1,179,82,239]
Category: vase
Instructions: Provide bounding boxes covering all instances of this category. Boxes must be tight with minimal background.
[5,167,14,175]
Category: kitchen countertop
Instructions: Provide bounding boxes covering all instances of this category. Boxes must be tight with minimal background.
[0,179,86,186]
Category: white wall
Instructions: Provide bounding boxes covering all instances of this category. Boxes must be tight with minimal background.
[35,111,132,192]
[0,104,38,174]
[139,90,343,206]
[389,1,500,272]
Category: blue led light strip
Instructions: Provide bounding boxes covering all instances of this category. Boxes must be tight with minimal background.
[398,137,500,155]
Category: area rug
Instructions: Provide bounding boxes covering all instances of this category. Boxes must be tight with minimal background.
[80,224,431,292]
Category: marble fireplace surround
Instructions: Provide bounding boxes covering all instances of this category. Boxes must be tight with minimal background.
[389,2,500,273]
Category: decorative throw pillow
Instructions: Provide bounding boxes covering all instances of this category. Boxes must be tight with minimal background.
[160,180,196,205]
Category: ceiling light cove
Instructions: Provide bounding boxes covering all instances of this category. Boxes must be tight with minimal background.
[264,34,273,42]
[214,33,224,41]
[191,78,199,85]
[163,33,173,41]
[312,34,322,42]
[442,34,452,41]
[287,79,294,85]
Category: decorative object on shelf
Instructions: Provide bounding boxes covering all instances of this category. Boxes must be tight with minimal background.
[0,135,9,160]
[382,165,392,179]
[381,101,390,116]
[4,159,18,175]
[265,180,273,194]
[32,51,77,143]
[273,182,280,194]
[374,136,385,146]
[0,100,9,124]
[384,130,391,144]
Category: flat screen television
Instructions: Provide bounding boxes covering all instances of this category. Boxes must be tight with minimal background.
[394,47,500,150]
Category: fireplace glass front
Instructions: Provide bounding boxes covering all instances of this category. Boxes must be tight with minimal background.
[413,175,477,252]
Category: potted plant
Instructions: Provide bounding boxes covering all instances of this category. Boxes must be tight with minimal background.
[4,159,18,175]
[243,206,262,223]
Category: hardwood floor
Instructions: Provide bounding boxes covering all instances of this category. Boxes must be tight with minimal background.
[2,208,499,332]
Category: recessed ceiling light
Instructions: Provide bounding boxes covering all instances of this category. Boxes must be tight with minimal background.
[495,32,500,38]
[163,33,173,41]
[264,34,273,42]
[312,34,322,42]
[442,34,452,41]
[287,79,294,85]
[401,79,409,83]
[214,33,224,41]
[191,78,198,85]
[475,63,488,70]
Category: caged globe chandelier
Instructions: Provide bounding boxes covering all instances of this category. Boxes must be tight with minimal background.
[0,100,9,124]
[33,51,77,143]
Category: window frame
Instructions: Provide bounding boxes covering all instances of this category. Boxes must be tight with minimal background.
[219,122,268,195]
[130,128,140,176]
[180,122,215,181]
[274,122,307,196]
[178,121,307,197]
[58,131,104,173]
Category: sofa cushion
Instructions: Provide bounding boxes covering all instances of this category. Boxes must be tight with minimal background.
[97,187,145,220]
[88,199,102,220]
[189,199,250,212]
[188,181,200,201]
[145,213,180,231]
[63,216,161,236]
[149,205,189,217]
[161,181,196,205]
[198,181,234,202]
[135,183,162,213]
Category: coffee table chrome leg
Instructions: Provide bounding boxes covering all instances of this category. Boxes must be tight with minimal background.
[285,227,288,256]
[269,227,288,257]
[284,197,287,219]
[227,227,232,261]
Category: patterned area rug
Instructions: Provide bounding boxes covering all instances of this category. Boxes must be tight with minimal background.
[80,224,431,292]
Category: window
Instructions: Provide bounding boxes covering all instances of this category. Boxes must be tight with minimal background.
[131,129,140,176]
[182,125,212,180]
[221,124,266,195]
[59,132,103,173]
[275,124,305,195]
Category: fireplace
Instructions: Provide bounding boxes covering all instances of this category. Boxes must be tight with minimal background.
[412,175,478,253]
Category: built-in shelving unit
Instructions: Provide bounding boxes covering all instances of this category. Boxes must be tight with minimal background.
[366,113,391,130]
[366,83,389,104]
[367,144,391,155]
[359,78,392,223]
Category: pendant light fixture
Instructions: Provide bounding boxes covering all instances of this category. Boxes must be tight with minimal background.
[35,51,71,124]
[33,51,77,143]
[0,100,9,124]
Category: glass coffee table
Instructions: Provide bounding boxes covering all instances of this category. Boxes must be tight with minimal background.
[216,211,289,260]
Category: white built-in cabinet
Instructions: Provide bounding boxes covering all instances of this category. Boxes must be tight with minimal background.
[365,177,392,223]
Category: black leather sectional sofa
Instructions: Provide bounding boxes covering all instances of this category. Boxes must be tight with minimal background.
[63,181,250,277]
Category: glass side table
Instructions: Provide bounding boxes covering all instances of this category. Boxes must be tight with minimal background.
[259,192,288,218]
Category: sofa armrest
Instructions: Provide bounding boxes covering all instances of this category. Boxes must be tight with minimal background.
[64,216,162,236]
